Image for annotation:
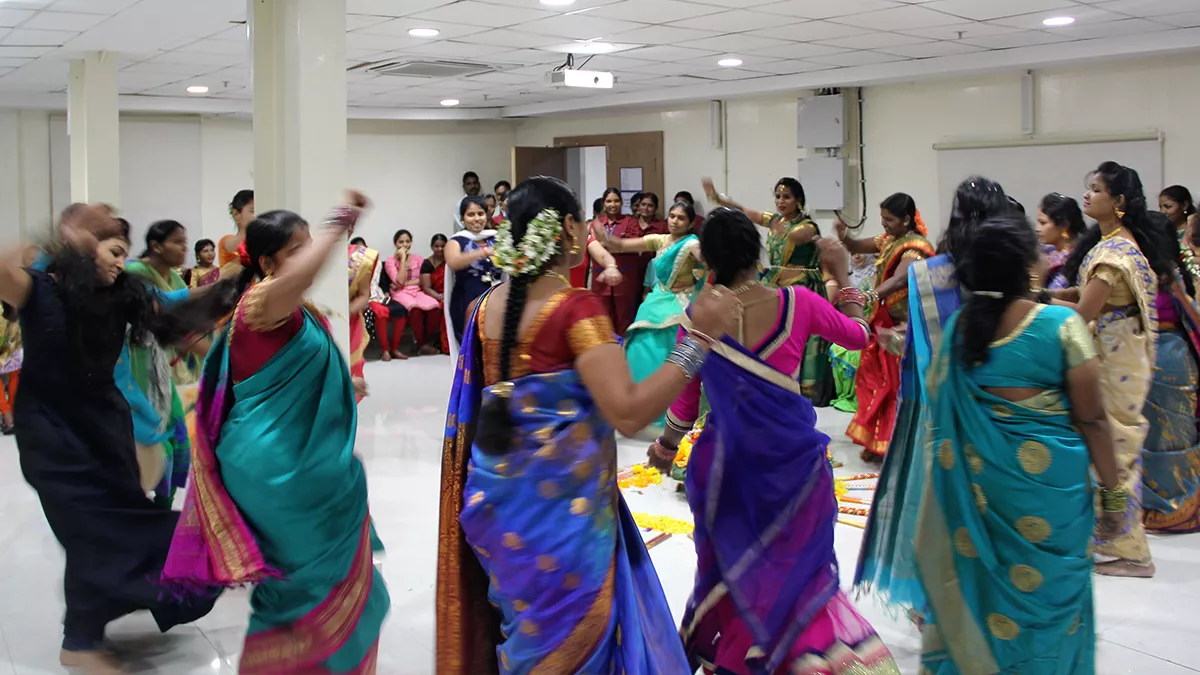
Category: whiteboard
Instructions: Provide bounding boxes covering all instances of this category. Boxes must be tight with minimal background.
[935,135,1163,238]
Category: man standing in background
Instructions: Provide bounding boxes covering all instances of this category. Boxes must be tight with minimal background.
[454,171,483,230]
[492,180,511,224]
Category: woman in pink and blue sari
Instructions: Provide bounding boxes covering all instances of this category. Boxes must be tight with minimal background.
[437,176,740,674]
[1036,193,1086,290]
[163,192,390,674]
[650,208,897,675]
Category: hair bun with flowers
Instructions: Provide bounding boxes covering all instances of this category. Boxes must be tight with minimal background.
[237,240,252,267]
[914,209,928,237]
[492,208,563,277]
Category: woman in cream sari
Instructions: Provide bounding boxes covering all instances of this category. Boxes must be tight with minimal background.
[1056,162,1180,577]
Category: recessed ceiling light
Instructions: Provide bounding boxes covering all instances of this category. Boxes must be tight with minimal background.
[408,28,439,37]
[440,99,460,107]
[186,85,209,94]
[540,0,576,5]
[1042,16,1075,27]
[718,57,743,67]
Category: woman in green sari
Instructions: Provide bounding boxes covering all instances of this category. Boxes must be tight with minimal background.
[125,220,208,505]
[600,200,705,386]
[917,214,1124,675]
[703,176,847,406]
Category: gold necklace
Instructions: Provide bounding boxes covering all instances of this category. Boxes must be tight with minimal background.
[1101,226,1126,241]
[547,271,572,287]
[731,279,761,295]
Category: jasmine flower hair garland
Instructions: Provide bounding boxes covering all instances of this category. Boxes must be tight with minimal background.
[491,208,563,277]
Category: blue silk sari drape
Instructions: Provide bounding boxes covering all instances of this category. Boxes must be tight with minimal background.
[439,289,689,675]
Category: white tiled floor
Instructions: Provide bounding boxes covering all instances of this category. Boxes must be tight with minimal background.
[2,355,1198,674]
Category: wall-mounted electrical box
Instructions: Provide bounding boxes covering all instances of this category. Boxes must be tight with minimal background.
[798,156,846,211]
[797,94,845,149]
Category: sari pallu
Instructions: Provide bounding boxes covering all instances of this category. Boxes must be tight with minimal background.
[348,244,379,392]
[163,309,389,674]
[1143,283,1200,533]
[1083,237,1157,565]
[915,311,1095,675]
[682,338,896,675]
[761,215,834,406]
[847,234,935,457]
[625,233,703,385]
[855,255,960,613]
[437,290,689,675]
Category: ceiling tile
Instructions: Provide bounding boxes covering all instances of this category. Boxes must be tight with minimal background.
[745,41,849,59]
[356,18,485,40]
[987,5,1123,29]
[0,9,37,27]
[831,5,965,30]
[817,31,931,49]
[347,32,426,52]
[574,53,657,70]
[669,9,793,32]
[899,22,1022,40]
[690,0,779,7]
[753,0,904,20]
[590,0,723,23]
[122,61,219,76]
[22,10,109,31]
[0,45,56,57]
[688,33,791,52]
[474,0,620,9]
[346,14,393,31]
[1096,0,1200,17]
[0,67,17,78]
[735,58,835,74]
[605,25,720,44]
[0,56,32,68]
[808,49,906,66]
[148,51,242,67]
[923,0,1084,22]
[1154,12,1200,27]
[745,20,874,41]
[399,40,517,58]
[465,71,542,84]
[465,29,566,48]
[175,38,250,56]
[694,67,772,80]
[52,0,139,14]
[488,48,565,65]
[617,44,721,61]
[409,1,553,27]
[876,38,985,57]
[346,0,454,16]
[520,14,644,40]
[1,27,77,45]
[960,29,1074,48]
[1044,16,1169,37]
[622,60,706,75]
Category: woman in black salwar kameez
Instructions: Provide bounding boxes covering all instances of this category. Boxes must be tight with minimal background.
[3,206,221,674]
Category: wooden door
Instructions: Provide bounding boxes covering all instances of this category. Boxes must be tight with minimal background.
[554,131,665,215]
[512,147,568,183]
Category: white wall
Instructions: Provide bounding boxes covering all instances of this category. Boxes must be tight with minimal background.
[0,110,52,242]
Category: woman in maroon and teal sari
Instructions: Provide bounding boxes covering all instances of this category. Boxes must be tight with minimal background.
[163,192,389,675]
[437,176,739,675]
[838,193,935,461]
[651,208,897,675]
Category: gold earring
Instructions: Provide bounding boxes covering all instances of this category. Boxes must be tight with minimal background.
[1115,206,1126,220]
[570,242,581,254]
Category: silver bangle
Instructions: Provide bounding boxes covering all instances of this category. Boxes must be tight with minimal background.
[666,336,708,379]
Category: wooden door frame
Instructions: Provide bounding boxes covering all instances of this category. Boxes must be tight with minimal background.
[553,132,665,211]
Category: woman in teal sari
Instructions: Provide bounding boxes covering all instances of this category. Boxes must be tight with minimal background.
[855,177,1012,616]
[916,214,1124,674]
[437,176,739,674]
[163,192,389,675]
[602,200,705,384]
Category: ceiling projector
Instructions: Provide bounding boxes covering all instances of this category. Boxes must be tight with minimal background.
[546,68,614,89]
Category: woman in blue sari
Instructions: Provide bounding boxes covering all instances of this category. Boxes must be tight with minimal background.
[437,176,740,675]
[650,209,897,675]
[162,192,390,675]
[855,177,1012,617]
[916,214,1124,674]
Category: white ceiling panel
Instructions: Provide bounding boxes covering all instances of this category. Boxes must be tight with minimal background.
[409,1,554,28]
[1096,0,1200,16]
[1157,12,1200,27]
[746,20,874,41]
[0,45,56,57]
[0,57,33,68]
[605,25,721,44]
[988,5,1125,29]
[753,0,906,20]
[488,49,565,65]
[356,18,485,40]
[876,39,985,57]
[51,0,140,13]
[22,10,110,31]
[465,29,566,49]
[520,14,644,40]
[832,5,966,30]
[899,21,1023,40]
[400,40,517,59]
[746,41,850,59]
[346,14,394,31]
[669,9,794,32]
[923,0,1084,22]
[817,32,932,49]
[175,39,250,57]
[146,51,243,67]
[0,9,37,27]
[736,59,835,74]
[808,50,906,66]
[345,0,454,17]
[2,27,77,46]
[696,67,772,80]
[960,29,1075,48]
[1042,16,1169,37]
[619,45,722,62]
[689,33,792,53]
[591,0,723,24]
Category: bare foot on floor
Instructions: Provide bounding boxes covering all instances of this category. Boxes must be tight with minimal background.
[60,649,126,674]
[1095,559,1155,578]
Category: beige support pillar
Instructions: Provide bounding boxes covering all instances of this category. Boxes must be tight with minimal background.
[250,0,350,353]
[67,52,120,207]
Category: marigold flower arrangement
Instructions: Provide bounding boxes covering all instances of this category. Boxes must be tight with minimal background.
[618,464,662,489]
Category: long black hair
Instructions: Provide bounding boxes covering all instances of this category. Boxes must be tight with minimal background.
[1062,162,1181,291]
[1038,193,1086,239]
[955,213,1040,365]
[475,176,583,456]
[1152,210,1196,296]
[700,207,761,287]
[140,219,185,259]
[939,176,1010,260]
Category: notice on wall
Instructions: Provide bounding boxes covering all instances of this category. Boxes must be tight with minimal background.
[619,167,643,192]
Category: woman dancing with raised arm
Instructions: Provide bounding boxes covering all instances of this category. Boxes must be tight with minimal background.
[437,176,739,675]
[648,207,897,675]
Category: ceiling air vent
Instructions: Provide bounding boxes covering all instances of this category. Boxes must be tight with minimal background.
[353,59,495,79]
